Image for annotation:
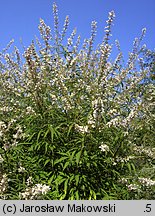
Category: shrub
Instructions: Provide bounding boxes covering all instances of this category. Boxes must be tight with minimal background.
[0,3,155,200]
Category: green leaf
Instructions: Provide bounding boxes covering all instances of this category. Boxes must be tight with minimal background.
[44,159,50,167]
[55,175,66,185]
[75,174,80,186]
[48,175,55,185]
[54,157,68,166]
[76,151,82,165]
[127,162,132,173]
[69,174,75,184]
[67,123,74,137]
[87,162,90,168]
[70,150,76,162]
[63,161,70,171]
[84,150,87,156]
[44,128,50,138]
[44,141,49,154]
[48,124,54,142]
[70,195,75,200]
[131,163,136,173]
[27,132,36,142]
[37,130,43,143]
[60,193,67,200]
[75,191,79,200]
[92,161,98,168]
[64,178,69,194]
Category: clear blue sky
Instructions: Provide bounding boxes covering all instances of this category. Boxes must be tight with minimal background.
[0,0,154,60]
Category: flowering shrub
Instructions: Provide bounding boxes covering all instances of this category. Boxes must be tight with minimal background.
[0,3,155,199]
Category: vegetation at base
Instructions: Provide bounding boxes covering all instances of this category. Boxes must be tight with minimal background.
[0,3,155,200]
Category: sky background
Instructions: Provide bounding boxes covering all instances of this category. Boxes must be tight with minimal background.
[0,0,154,61]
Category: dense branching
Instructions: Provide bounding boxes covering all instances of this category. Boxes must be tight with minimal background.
[0,3,155,199]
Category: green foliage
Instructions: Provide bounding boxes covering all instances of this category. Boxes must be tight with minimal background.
[0,3,155,200]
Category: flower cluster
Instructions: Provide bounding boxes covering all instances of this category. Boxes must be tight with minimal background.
[132,144,155,158]
[118,177,140,192]
[115,155,136,163]
[127,183,140,191]
[138,177,155,187]
[118,176,155,195]
[19,183,50,200]
[18,165,26,173]
[75,124,89,134]
[0,174,8,198]
[0,119,26,151]
[0,155,4,163]
[99,144,110,152]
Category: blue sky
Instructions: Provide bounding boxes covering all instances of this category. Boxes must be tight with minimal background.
[0,0,154,61]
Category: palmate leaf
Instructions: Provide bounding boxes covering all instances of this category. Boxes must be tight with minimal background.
[47,124,60,142]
